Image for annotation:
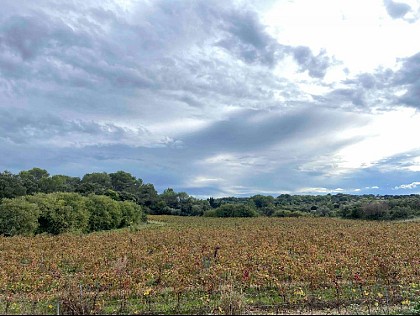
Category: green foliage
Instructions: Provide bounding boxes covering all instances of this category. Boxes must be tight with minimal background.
[26,193,89,235]
[203,209,217,217]
[3,167,420,222]
[46,175,80,193]
[119,200,146,227]
[110,171,141,193]
[0,198,40,236]
[251,194,274,208]
[161,188,179,209]
[208,197,220,208]
[18,168,50,194]
[389,206,412,219]
[86,195,122,232]
[0,192,147,236]
[78,172,112,195]
[136,183,159,209]
[0,170,26,199]
[259,205,277,216]
[340,199,419,220]
[151,189,210,216]
[204,203,259,217]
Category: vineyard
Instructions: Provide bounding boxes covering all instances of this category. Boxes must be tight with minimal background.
[1,216,419,314]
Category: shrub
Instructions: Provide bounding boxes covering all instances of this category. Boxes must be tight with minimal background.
[119,200,146,227]
[207,204,258,218]
[203,209,217,217]
[0,198,40,236]
[26,193,89,235]
[259,205,277,216]
[273,210,292,217]
[362,201,389,220]
[273,210,309,217]
[85,195,122,232]
[389,206,413,220]
[0,193,147,236]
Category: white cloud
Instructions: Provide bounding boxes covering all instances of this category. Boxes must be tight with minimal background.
[263,0,420,74]
[365,186,380,189]
[331,107,420,173]
[394,181,420,189]
[298,187,345,194]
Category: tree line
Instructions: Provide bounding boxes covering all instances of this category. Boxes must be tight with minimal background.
[1,168,420,236]
[0,168,210,216]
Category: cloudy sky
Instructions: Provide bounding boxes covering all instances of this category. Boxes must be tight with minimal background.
[1,0,420,197]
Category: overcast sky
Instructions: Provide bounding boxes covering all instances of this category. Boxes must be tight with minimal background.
[1,0,420,197]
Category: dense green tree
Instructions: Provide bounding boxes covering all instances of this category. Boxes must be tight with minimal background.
[109,171,141,193]
[46,175,80,193]
[19,168,50,194]
[208,197,220,208]
[251,195,274,208]
[136,183,159,210]
[189,199,211,216]
[0,171,26,199]
[78,172,112,195]
[161,188,179,209]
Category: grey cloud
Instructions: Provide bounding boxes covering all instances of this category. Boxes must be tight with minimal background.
[321,68,397,110]
[383,0,411,19]
[215,8,332,77]
[291,46,331,78]
[326,88,367,107]
[322,52,420,110]
[0,14,88,61]
[0,101,372,196]
[394,53,420,84]
[0,109,157,147]
[357,73,377,90]
[393,52,420,107]
[0,0,333,117]
[375,150,420,172]
[216,10,282,67]
[181,107,365,152]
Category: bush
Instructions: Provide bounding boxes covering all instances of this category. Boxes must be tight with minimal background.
[85,195,123,232]
[273,210,309,217]
[362,201,389,220]
[389,206,413,220]
[0,193,148,236]
[0,198,40,236]
[26,193,90,235]
[203,209,217,217]
[119,200,146,227]
[259,205,277,216]
[273,210,292,217]
[205,204,259,218]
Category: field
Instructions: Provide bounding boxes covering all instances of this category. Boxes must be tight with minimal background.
[1,216,419,315]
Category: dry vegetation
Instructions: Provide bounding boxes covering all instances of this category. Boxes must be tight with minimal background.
[1,216,419,314]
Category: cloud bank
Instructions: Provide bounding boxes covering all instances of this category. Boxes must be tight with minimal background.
[1,0,420,196]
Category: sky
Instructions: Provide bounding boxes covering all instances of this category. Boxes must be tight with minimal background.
[1,0,420,197]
